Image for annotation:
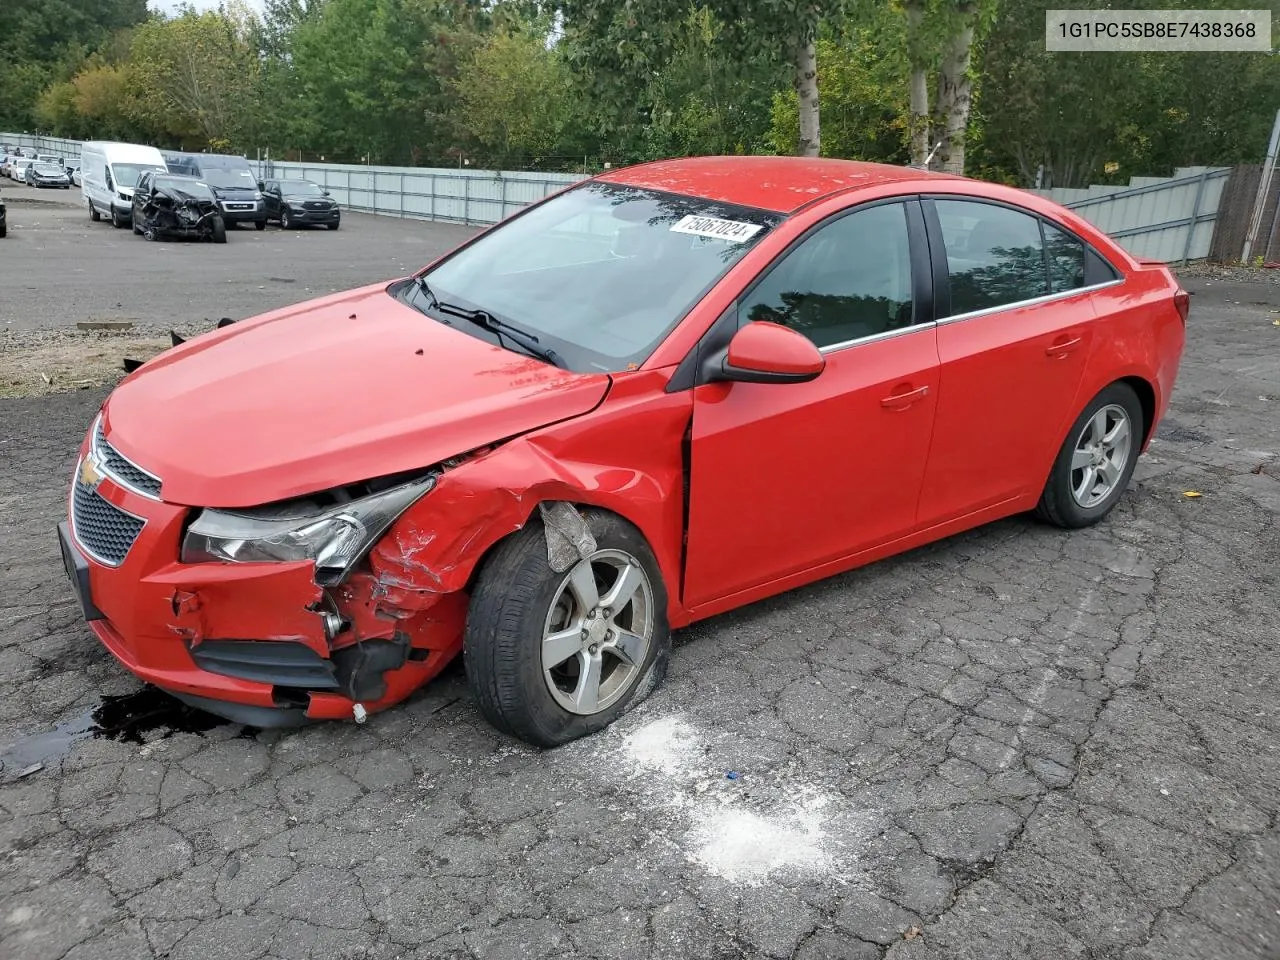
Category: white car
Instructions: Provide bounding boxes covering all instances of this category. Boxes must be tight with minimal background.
[9,158,33,182]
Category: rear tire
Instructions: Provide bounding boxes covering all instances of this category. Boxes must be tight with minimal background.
[464,508,670,747]
[210,216,227,244]
[1036,382,1144,529]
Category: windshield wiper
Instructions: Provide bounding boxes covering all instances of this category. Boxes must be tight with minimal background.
[434,300,565,369]
[407,275,440,310]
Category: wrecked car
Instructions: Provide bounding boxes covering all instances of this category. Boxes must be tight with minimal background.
[59,156,1187,747]
[130,173,227,243]
[0,189,6,238]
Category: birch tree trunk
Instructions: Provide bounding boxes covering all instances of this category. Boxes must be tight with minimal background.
[793,33,819,157]
[905,0,929,167]
[933,12,975,175]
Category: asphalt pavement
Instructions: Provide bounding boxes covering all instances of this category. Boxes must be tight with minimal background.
[0,191,1278,960]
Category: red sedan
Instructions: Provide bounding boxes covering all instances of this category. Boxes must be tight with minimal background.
[58,157,1187,746]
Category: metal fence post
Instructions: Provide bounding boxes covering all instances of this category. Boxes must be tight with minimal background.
[1181,170,1211,265]
[400,173,405,219]
[463,176,471,226]
[499,174,507,219]
[430,175,436,221]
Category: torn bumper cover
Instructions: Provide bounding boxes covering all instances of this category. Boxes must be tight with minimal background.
[61,445,468,727]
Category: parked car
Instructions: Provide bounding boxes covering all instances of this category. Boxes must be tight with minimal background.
[261,179,340,230]
[36,153,62,166]
[26,161,71,188]
[0,189,7,238]
[0,156,12,178]
[57,156,1187,745]
[163,152,265,229]
[9,158,33,182]
[131,172,227,243]
[81,141,168,228]
[65,158,82,184]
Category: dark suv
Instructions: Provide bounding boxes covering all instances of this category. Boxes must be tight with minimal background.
[162,152,266,229]
[261,179,341,230]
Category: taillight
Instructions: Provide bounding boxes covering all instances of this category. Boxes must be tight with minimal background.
[1173,289,1190,324]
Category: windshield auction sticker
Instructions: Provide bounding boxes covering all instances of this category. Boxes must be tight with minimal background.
[1046,9,1271,51]
[670,215,764,243]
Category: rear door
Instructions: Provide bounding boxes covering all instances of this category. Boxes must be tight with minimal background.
[915,198,1104,526]
[683,198,941,607]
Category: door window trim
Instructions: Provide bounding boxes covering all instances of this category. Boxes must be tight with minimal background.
[922,195,1125,325]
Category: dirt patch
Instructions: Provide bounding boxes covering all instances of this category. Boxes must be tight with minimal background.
[0,334,170,398]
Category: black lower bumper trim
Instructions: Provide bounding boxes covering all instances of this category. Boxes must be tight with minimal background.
[188,638,341,689]
[163,689,309,728]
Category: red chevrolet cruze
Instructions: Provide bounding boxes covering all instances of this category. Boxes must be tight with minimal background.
[58,157,1187,746]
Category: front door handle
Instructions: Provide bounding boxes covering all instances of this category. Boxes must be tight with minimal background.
[1046,336,1082,358]
[881,384,930,410]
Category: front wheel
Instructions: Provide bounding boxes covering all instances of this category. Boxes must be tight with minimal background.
[210,216,227,244]
[254,219,266,231]
[89,204,100,222]
[280,209,292,229]
[464,508,670,747]
[328,221,340,231]
[1036,382,1144,529]
[110,209,126,229]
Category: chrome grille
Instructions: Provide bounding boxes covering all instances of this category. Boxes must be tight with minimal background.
[94,419,162,497]
[72,477,144,566]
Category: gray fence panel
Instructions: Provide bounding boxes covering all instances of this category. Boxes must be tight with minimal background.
[1034,167,1229,262]
[4,131,1229,260]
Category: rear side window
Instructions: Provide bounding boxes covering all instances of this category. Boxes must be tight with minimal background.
[936,200,1047,316]
[737,202,916,349]
[1044,222,1086,293]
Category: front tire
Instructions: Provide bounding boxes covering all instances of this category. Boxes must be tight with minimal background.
[89,204,101,222]
[1036,382,1144,529]
[464,508,670,747]
[254,219,266,231]
[280,209,292,229]
[110,209,126,229]
[328,221,340,231]
[210,216,227,244]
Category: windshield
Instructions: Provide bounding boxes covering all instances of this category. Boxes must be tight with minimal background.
[200,165,256,188]
[33,163,63,175]
[156,177,214,199]
[411,182,780,372]
[280,180,324,196]
[112,163,162,188]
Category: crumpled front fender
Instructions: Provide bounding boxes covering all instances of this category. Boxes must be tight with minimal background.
[366,370,693,626]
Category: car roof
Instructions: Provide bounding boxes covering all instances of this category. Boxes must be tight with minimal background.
[596,155,961,214]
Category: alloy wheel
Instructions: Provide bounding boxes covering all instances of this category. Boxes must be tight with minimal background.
[1070,403,1132,508]
[541,549,653,716]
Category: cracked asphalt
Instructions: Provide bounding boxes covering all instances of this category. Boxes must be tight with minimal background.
[2,222,1279,959]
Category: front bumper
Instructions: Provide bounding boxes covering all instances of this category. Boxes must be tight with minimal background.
[60,441,466,726]
[284,206,340,224]
[217,199,264,223]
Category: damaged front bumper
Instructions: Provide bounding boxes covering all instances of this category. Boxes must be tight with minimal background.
[59,447,467,728]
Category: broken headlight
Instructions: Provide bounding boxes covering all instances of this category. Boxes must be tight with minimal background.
[181,475,435,585]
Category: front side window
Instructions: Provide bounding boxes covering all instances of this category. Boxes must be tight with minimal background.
[936,200,1049,316]
[737,202,916,349]
[410,181,781,372]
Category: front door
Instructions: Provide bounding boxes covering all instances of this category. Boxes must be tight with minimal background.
[916,199,1098,526]
[683,199,940,608]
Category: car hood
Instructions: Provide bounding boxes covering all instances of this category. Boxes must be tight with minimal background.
[210,186,257,198]
[102,283,612,508]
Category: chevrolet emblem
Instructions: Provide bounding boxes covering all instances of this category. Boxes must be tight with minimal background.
[79,456,103,488]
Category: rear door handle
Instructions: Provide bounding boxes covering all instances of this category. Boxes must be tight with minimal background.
[1046,336,1082,357]
[880,385,930,410]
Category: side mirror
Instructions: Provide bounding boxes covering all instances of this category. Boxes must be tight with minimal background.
[718,321,825,384]
[322,190,331,197]
[257,180,265,191]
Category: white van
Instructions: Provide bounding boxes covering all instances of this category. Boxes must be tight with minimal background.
[81,142,168,228]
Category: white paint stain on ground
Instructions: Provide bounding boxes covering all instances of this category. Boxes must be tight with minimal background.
[589,714,869,887]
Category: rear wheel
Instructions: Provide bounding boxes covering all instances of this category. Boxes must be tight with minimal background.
[1036,382,1144,529]
[210,216,227,244]
[464,509,670,747]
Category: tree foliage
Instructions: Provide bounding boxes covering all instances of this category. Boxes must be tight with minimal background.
[10,0,1279,183]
